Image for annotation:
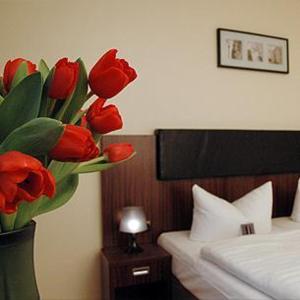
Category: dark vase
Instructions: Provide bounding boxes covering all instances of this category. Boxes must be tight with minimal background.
[0,221,39,300]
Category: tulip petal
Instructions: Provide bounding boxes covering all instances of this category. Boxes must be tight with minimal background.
[88,104,123,134]
[104,143,134,162]
[3,60,12,92]
[0,151,41,172]
[0,188,18,214]
[2,202,17,214]
[5,170,29,183]
[91,49,118,72]
[89,49,137,99]
[0,151,56,215]
[41,169,56,198]
[0,191,5,211]
[60,58,88,123]
[86,98,106,120]
[89,67,129,99]
[48,58,79,99]
[17,170,44,201]
[49,125,99,162]
[0,174,18,202]
[3,58,36,92]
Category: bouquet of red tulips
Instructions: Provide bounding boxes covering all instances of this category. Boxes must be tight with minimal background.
[0,49,137,232]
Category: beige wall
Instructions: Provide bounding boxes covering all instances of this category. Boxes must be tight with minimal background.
[1,0,300,299]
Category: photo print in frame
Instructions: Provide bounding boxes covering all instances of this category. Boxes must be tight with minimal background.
[217,28,289,74]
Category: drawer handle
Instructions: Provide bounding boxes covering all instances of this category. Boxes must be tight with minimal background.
[132,266,150,276]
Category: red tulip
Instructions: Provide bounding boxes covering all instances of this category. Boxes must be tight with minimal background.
[48,58,79,99]
[3,58,36,92]
[86,98,123,134]
[103,143,134,162]
[89,49,137,99]
[49,125,99,162]
[0,151,55,214]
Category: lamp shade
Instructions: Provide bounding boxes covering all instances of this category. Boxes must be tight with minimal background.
[119,206,147,234]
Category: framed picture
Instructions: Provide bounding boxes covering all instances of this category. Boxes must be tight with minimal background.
[217,28,289,74]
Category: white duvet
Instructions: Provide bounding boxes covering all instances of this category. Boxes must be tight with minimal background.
[201,230,300,300]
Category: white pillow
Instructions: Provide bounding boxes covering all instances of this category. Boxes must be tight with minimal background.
[190,182,273,241]
[291,178,300,222]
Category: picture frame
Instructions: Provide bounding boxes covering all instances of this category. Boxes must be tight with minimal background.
[217,28,289,74]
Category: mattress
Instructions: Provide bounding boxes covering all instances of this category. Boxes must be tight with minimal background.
[157,217,300,300]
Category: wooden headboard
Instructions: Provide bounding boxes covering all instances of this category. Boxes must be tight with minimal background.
[101,134,300,249]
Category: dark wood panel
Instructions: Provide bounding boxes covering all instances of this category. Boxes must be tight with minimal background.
[156,129,300,180]
[101,244,171,300]
[102,135,299,248]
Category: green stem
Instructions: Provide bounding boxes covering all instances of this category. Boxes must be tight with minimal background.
[55,96,72,121]
[44,155,49,167]
[93,133,101,145]
[71,156,105,174]
[47,99,57,117]
[70,109,87,125]
[13,208,33,230]
[39,97,52,117]
[0,213,17,232]
[77,156,105,167]
[56,91,94,122]
[48,161,80,183]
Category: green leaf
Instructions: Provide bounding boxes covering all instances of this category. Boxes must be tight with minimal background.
[0,95,3,104]
[1,117,64,156]
[38,68,54,117]
[14,174,79,229]
[10,62,29,90]
[61,58,88,123]
[0,72,43,142]
[34,174,79,216]
[0,145,5,155]
[48,160,79,182]
[38,59,50,82]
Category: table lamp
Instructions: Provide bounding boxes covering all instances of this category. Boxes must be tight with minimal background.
[119,206,147,254]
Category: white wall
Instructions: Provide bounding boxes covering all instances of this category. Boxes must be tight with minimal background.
[1,0,300,299]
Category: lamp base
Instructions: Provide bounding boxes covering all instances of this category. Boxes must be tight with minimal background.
[124,234,143,254]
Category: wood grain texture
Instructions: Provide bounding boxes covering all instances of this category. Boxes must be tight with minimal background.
[102,135,299,248]
[101,244,171,300]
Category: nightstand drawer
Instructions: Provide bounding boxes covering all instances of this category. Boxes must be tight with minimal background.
[101,244,172,300]
[112,258,170,288]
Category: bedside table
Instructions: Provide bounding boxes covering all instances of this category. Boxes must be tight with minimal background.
[101,244,171,300]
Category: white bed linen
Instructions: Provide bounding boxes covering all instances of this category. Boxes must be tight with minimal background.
[158,217,298,300]
[201,229,300,300]
[272,216,300,230]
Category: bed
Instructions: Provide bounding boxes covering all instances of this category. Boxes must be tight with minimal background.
[158,217,300,300]
[101,130,300,300]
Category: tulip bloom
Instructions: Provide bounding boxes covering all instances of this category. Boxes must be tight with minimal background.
[0,151,55,214]
[89,49,137,99]
[103,143,134,162]
[86,98,123,134]
[3,58,36,92]
[48,58,79,99]
[49,125,99,162]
